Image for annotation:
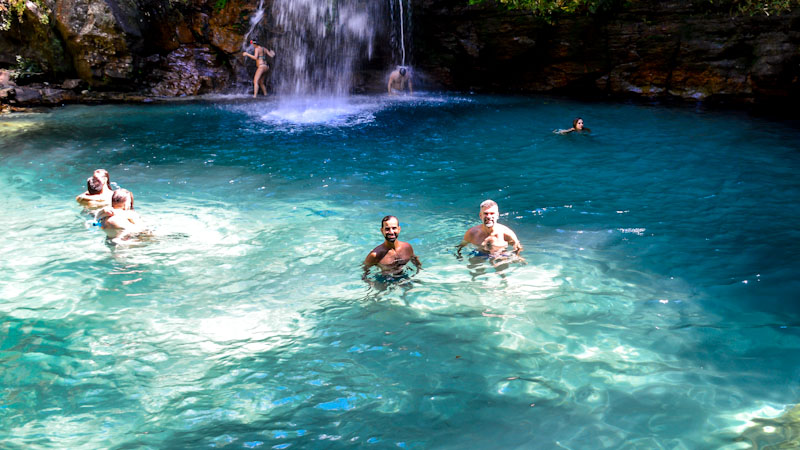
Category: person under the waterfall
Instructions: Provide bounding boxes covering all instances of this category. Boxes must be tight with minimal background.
[387,67,413,95]
[76,169,113,209]
[95,189,148,243]
[554,117,591,134]
[364,215,421,277]
[457,200,523,261]
[242,39,276,98]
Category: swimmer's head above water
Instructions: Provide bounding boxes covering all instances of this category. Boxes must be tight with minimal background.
[111,188,134,210]
[93,168,110,189]
[573,117,584,130]
[479,199,498,229]
[86,176,104,195]
[381,215,400,242]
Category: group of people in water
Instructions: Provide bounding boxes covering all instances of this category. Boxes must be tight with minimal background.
[75,169,147,244]
[76,171,523,277]
[363,199,523,278]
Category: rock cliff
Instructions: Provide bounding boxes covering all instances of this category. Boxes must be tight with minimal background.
[411,0,800,105]
[0,0,798,107]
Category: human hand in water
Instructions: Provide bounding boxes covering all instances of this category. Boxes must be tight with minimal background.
[96,206,115,220]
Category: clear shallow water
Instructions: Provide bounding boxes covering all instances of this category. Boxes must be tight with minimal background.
[1,94,799,449]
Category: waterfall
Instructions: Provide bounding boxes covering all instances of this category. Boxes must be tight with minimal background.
[397,0,405,66]
[242,0,266,51]
[270,0,384,97]
[388,0,411,71]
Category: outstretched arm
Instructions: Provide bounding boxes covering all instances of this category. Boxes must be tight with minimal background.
[242,52,256,61]
[265,48,276,57]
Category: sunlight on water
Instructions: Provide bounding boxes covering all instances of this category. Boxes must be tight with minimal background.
[1,95,799,449]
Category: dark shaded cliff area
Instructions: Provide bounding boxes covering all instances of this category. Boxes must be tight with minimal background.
[1,0,798,109]
[412,0,800,106]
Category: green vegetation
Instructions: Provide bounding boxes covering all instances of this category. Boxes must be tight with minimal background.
[468,0,798,17]
[714,0,798,16]
[214,0,228,11]
[468,0,623,17]
[0,0,49,31]
[8,55,44,80]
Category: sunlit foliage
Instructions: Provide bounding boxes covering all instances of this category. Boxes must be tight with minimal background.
[467,0,798,17]
[0,0,49,31]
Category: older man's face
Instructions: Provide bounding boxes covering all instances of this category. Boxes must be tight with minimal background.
[480,205,498,229]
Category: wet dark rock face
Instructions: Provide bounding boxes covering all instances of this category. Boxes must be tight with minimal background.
[0,0,257,104]
[147,45,232,96]
[411,0,800,105]
[0,0,798,107]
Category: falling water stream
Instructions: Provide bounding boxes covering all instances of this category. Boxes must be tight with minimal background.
[398,0,406,66]
[270,0,383,96]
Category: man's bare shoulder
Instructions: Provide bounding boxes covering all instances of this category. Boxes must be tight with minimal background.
[495,223,515,234]
[366,243,388,262]
[398,241,415,256]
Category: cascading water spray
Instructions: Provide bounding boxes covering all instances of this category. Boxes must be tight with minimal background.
[270,0,384,97]
[397,0,405,66]
[242,0,266,51]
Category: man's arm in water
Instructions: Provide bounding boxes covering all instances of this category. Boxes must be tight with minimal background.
[387,75,394,94]
[504,226,523,254]
[456,228,475,258]
[408,77,413,94]
[408,244,422,270]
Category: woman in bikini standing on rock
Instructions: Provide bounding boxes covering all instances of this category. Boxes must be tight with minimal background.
[243,39,276,98]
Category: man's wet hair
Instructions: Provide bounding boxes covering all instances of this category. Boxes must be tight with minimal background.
[95,168,110,188]
[480,199,497,210]
[112,189,134,210]
[399,67,407,76]
[381,215,399,227]
[87,176,103,195]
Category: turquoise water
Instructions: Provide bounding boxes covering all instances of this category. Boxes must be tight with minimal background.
[1,94,799,449]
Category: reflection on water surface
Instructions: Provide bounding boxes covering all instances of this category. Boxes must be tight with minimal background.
[1,94,799,448]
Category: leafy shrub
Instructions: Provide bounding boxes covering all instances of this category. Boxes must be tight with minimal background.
[467,0,798,17]
[0,0,49,31]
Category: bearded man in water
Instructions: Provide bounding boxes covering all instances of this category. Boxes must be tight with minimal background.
[457,200,523,259]
[364,215,421,277]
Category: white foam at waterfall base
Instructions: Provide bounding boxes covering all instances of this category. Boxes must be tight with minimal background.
[241,96,376,127]
[236,93,462,127]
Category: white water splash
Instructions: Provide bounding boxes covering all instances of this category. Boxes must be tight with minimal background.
[271,0,383,97]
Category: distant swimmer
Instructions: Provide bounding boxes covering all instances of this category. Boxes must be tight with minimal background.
[387,67,413,95]
[364,215,421,277]
[457,200,522,260]
[554,117,591,135]
[95,189,148,243]
[76,169,113,209]
[243,39,276,98]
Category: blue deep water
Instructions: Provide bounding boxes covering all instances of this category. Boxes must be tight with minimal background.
[1,94,799,449]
